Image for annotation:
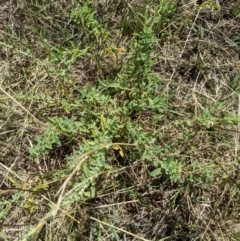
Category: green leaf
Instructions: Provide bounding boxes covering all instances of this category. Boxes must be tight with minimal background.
[150,168,162,177]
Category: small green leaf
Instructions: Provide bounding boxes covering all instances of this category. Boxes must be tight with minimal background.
[150,168,162,177]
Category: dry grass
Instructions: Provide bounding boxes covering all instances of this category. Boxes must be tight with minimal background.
[1,0,240,240]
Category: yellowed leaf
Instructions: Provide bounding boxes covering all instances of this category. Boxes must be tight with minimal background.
[113,144,124,157]
[100,113,106,132]
[8,176,19,187]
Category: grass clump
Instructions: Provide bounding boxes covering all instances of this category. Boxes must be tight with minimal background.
[1,0,240,240]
